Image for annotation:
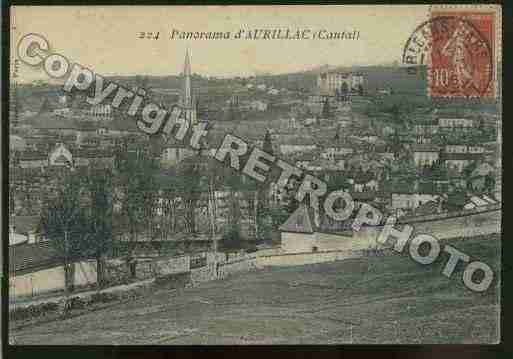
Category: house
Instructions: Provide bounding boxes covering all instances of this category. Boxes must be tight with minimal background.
[467,163,495,192]
[161,145,198,168]
[10,215,42,244]
[445,144,485,154]
[48,143,73,167]
[414,200,441,215]
[438,117,474,130]
[375,145,395,161]
[88,104,113,121]
[18,151,48,169]
[10,135,27,152]
[279,137,317,155]
[349,170,378,192]
[321,141,354,160]
[53,108,71,116]
[443,152,484,173]
[278,204,377,254]
[413,120,439,136]
[388,181,439,212]
[295,152,317,170]
[472,162,495,177]
[9,241,97,299]
[73,148,115,168]
[411,144,440,167]
[249,100,268,111]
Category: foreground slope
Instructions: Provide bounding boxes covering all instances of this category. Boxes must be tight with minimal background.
[10,236,499,344]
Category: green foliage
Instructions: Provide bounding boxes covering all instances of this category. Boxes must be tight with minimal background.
[321,98,332,119]
[40,175,89,261]
[263,129,274,156]
[176,157,203,233]
[325,171,351,192]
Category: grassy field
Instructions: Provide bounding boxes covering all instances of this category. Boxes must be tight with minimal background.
[10,236,499,345]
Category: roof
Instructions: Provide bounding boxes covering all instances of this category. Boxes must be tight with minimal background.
[18,151,47,161]
[472,162,495,177]
[11,215,40,235]
[415,201,439,215]
[352,171,375,184]
[279,204,317,234]
[411,144,440,152]
[443,153,484,161]
[26,113,140,132]
[10,135,27,151]
[9,242,60,275]
[279,136,318,146]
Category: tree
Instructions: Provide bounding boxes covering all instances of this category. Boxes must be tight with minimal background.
[484,173,495,193]
[223,172,243,246]
[340,82,349,95]
[10,84,23,127]
[40,175,88,294]
[326,171,350,192]
[84,167,114,288]
[357,84,364,96]
[115,148,157,277]
[176,157,203,234]
[158,175,180,242]
[255,130,275,242]
[321,98,332,119]
[38,97,54,114]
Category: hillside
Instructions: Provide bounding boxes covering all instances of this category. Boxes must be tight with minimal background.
[11,235,499,344]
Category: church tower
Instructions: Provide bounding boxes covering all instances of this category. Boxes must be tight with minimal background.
[180,49,197,125]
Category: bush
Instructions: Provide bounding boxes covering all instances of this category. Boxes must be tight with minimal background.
[10,301,60,321]
[89,292,118,304]
[66,296,86,310]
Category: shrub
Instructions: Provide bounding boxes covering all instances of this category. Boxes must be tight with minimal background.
[66,296,86,310]
[89,292,118,304]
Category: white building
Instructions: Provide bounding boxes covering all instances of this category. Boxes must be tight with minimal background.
[411,144,440,167]
[48,143,73,167]
[249,100,268,111]
[438,118,474,128]
[317,71,365,96]
[88,104,112,121]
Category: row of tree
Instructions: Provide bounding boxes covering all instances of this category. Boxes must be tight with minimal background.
[38,130,294,293]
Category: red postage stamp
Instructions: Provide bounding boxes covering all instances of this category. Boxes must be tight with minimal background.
[403,9,497,99]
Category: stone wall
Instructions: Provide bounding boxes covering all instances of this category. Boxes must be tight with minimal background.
[10,260,98,299]
[256,250,360,267]
[356,207,501,247]
[135,260,155,280]
[152,255,190,277]
[282,232,317,253]
[218,255,258,279]
[190,263,217,285]
[282,207,501,255]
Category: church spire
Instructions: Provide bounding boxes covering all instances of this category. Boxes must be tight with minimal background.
[182,48,192,108]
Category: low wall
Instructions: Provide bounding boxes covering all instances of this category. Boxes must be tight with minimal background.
[10,266,64,299]
[74,260,97,287]
[190,263,217,285]
[356,207,501,246]
[256,250,361,267]
[152,255,190,276]
[10,260,98,299]
[218,255,258,279]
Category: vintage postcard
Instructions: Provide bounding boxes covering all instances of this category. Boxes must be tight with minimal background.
[7,5,501,345]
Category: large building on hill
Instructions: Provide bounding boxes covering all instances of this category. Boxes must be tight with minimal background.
[317,71,365,96]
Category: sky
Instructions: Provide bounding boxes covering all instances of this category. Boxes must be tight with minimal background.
[11,5,431,82]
